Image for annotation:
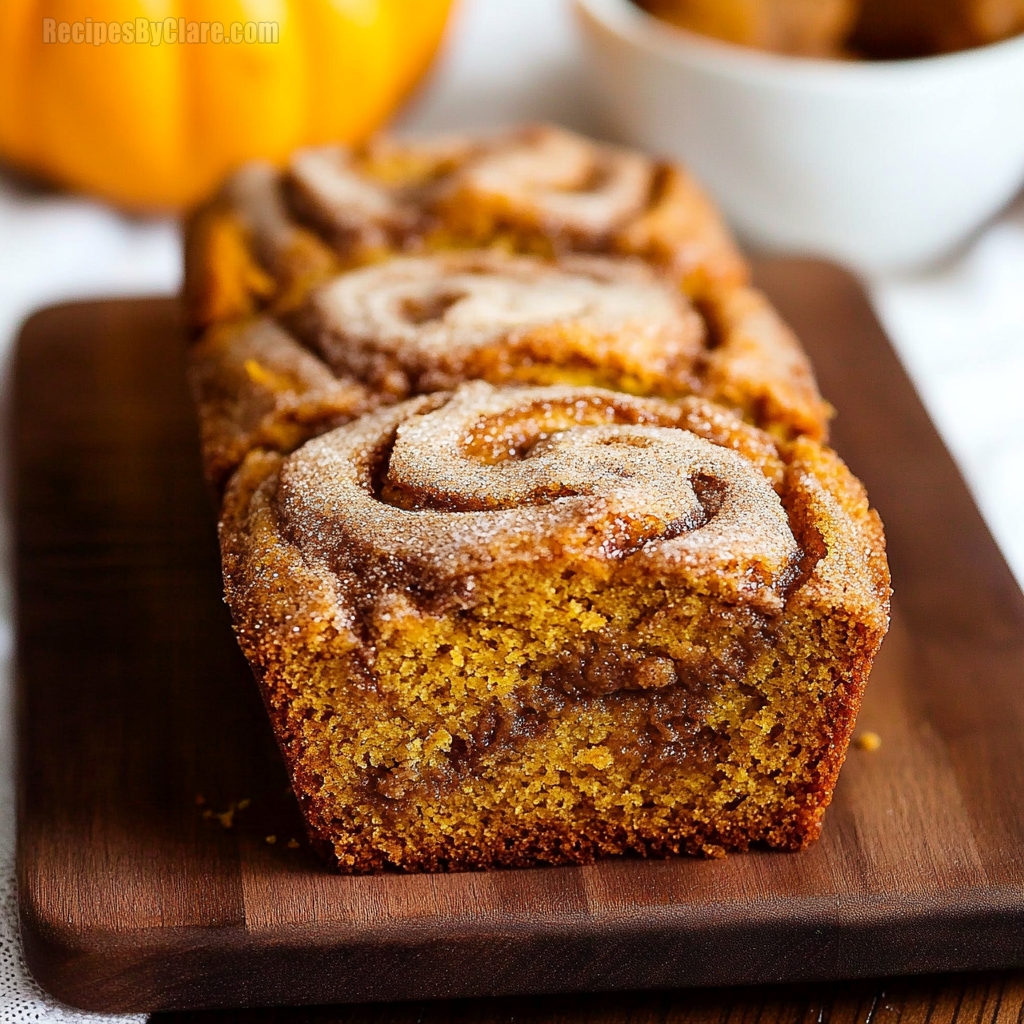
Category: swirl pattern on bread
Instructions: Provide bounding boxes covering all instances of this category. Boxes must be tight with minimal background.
[185,125,832,491]
[297,251,705,398]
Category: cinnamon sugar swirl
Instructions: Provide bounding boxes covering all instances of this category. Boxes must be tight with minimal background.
[296,251,706,399]
[220,383,890,871]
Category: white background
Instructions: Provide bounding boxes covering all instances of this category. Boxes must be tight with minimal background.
[0,0,1022,1019]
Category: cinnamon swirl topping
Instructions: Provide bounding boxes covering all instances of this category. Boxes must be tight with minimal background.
[298,250,705,398]
[441,124,654,244]
[287,144,418,252]
[185,124,752,328]
[277,383,802,605]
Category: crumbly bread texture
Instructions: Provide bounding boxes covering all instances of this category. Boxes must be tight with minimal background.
[220,383,890,872]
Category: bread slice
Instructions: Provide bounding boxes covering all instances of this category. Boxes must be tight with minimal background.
[219,383,890,871]
[189,247,829,490]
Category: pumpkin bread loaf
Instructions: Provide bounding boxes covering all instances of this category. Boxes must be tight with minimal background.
[187,126,889,871]
[220,383,890,871]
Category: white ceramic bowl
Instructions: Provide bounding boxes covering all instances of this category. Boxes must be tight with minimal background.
[575,0,1024,274]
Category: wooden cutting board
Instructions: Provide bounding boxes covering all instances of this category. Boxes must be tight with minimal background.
[16,260,1024,1014]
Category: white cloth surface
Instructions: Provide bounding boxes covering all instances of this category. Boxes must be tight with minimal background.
[869,198,1024,589]
[0,0,1022,1019]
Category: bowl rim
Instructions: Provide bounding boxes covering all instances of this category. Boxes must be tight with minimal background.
[575,0,1024,80]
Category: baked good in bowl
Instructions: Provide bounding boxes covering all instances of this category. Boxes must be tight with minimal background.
[578,0,1024,273]
[633,0,1024,58]
[635,0,858,56]
[220,382,890,871]
[852,0,1024,58]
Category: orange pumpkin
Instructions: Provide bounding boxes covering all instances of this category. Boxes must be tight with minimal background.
[0,0,454,209]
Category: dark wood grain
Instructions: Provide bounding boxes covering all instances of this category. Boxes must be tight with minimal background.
[158,969,1024,1024]
[15,260,1024,1014]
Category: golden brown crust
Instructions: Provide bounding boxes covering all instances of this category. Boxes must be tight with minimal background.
[220,384,890,871]
[698,284,833,442]
[183,162,338,327]
[187,318,373,491]
[612,165,749,296]
[182,205,275,328]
